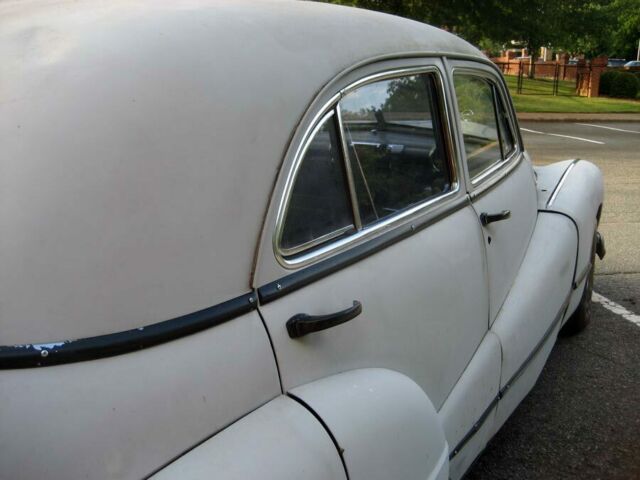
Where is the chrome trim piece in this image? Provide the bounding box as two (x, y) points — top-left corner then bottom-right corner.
(336, 103), (363, 230)
(546, 159), (580, 207)
(274, 65), (461, 269)
(280, 224), (355, 257)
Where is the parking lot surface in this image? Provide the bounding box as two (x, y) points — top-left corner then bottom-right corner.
(467, 121), (640, 479)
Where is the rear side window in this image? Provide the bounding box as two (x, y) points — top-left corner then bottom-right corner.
(279, 70), (454, 258)
(280, 112), (355, 253)
(339, 74), (451, 226)
(453, 74), (517, 180)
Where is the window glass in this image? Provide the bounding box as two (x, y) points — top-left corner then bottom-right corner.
(281, 113), (355, 253)
(339, 74), (451, 226)
(453, 75), (503, 179)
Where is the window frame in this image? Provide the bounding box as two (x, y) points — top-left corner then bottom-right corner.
(450, 67), (521, 189)
(273, 65), (461, 269)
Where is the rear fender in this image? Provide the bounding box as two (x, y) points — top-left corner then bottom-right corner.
(151, 396), (347, 480)
(290, 368), (449, 480)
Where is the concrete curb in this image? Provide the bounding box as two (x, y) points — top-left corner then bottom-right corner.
(517, 112), (640, 122)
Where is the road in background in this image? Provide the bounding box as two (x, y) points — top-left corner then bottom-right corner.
(521, 121), (639, 275)
(468, 122), (640, 479)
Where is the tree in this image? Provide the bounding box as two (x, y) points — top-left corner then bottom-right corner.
(323, 0), (638, 60)
(608, 0), (640, 58)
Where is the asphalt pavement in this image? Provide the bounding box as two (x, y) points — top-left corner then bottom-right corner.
(467, 121), (640, 479)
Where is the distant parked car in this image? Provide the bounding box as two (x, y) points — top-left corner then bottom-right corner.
(1, 1), (606, 480)
(623, 60), (640, 69)
(607, 58), (627, 67)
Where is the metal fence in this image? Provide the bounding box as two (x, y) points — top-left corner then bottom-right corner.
(494, 61), (591, 96)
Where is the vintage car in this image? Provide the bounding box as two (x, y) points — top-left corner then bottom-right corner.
(0, 1), (605, 479)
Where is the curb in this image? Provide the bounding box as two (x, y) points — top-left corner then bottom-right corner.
(517, 113), (640, 122)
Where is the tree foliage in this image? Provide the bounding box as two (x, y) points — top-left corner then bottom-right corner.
(324, 0), (640, 59)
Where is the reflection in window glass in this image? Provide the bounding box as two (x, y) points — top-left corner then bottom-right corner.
(454, 75), (502, 178)
(281, 113), (354, 252)
(339, 74), (451, 226)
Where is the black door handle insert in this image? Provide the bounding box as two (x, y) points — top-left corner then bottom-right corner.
(480, 210), (511, 226)
(286, 301), (362, 339)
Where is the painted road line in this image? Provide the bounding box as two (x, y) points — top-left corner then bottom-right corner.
(593, 292), (640, 327)
(576, 123), (640, 134)
(520, 128), (605, 145)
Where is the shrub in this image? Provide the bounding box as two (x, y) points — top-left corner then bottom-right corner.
(611, 72), (640, 98)
(599, 70), (617, 96)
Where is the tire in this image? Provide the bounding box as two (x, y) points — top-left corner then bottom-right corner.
(561, 232), (596, 336)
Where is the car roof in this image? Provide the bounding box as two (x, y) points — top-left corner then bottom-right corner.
(0, 0), (483, 343)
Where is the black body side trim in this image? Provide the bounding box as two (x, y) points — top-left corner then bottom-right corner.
(449, 294), (570, 460)
(0, 292), (257, 369)
(259, 197), (469, 304)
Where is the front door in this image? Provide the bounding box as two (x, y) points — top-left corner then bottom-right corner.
(448, 61), (538, 326)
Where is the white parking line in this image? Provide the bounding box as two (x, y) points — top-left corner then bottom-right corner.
(593, 292), (640, 327)
(521, 127), (605, 145)
(576, 123), (640, 134)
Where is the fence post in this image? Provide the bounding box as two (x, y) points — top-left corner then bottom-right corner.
(587, 55), (608, 98)
(517, 61), (523, 94)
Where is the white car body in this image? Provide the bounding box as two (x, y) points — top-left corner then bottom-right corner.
(0, 1), (604, 479)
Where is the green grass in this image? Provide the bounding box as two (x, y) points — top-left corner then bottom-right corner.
(501, 74), (640, 113)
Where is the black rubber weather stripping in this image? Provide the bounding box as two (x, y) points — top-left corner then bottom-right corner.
(259, 197), (469, 304)
(0, 292), (257, 369)
(449, 295), (570, 461)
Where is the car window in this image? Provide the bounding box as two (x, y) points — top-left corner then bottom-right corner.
(453, 74), (515, 180)
(339, 74), (451, 226)
(280, 112), (355, 253)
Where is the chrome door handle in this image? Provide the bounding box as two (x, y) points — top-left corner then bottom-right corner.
(286, 301), (362, 339)
(480, 210), (511, 226)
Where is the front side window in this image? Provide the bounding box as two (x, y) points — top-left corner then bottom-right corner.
(339, 74), (452, 226)
(453, 74), (517, 180)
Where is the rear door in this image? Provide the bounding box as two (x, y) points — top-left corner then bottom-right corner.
(254, 59), (488, 420)
(448, 61), (538, 325)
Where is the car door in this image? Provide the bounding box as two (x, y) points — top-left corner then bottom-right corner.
(448, 61), (538, 326)
(448, 61), (577, 434)
(252, 60), (492, 473)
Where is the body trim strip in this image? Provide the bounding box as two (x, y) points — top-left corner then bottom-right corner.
(449, 294), (570, 460)
(259, 196), (469, 304)
(0, 292), (257, 369)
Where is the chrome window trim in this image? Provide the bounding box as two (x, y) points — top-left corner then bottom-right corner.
(451, 67), (522, 189)
(281, 189), (460, 268)
(280, 224), (356, 257)
(336, 103), (363, 231)
(273, 65), (461, 270)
